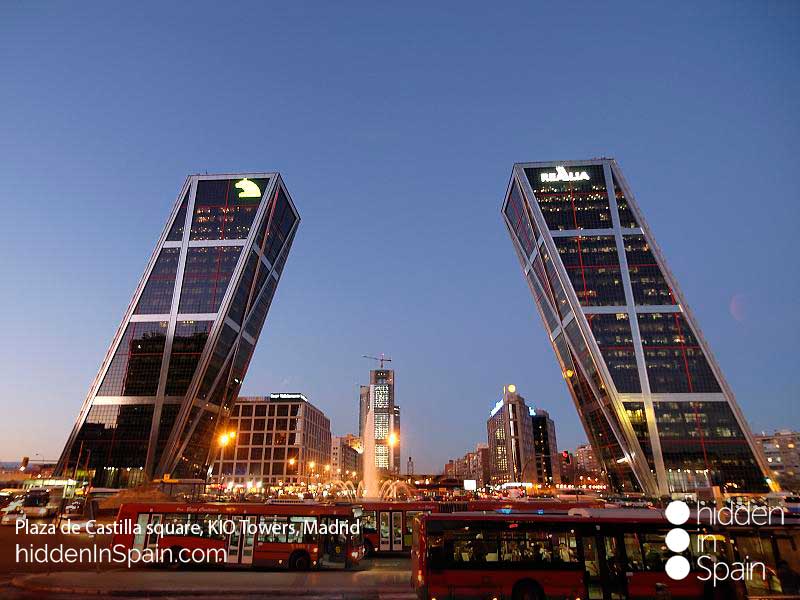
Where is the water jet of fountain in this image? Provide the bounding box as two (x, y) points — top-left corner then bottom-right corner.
(362, 407), (379, 498)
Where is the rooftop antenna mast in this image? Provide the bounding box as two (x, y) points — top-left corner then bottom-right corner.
(362, 353), (392, 369)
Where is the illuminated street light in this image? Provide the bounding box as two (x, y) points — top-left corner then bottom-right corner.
(388, 433), (398, 447)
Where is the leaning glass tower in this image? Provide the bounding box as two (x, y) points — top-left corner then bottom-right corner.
(56, 173), (299, 486)
(502, 159), (773, 496)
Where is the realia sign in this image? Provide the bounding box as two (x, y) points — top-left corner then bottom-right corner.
(540, 166), (590, 183)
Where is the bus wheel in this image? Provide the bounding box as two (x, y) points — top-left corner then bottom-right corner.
(289, 551), (311, 571)
(364, 540), (374, 557)
(512, 580), (543, 600)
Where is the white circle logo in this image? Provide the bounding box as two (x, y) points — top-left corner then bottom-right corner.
(665, 555), (690, 580)
(665, 527), (691, 552)
(665, 500), (690, 525)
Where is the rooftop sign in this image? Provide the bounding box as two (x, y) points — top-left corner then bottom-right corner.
(540, 166), (590, 183)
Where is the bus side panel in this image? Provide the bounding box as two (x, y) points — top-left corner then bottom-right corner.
(253, 542), (317, 568)
(158, 536), (226, 563)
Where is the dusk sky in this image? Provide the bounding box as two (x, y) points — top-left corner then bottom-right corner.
(1, 3), (798, 473)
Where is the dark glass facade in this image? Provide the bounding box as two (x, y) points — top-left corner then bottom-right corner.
(134, 248), (180, 314)
(655, 402), (768, 492)
(624, 235), (675, 305)
(165, 320), (212, 396)
(178, 246), (243, 314)
(57, 174), (299, 486)
(554, 236), (625, 306)
(190, 178), (269, 241)
(525, 165), (611, 231)
(587, 313), (641, 393)
(504, 159), (770, 495)
(638, 312), (721, 393)
(97, 321), (168, 396)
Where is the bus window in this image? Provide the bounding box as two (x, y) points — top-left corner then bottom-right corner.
(735, 535), (782, 595)
(623, 533), (644, 571)
(133, 513), (149, 548)
(428, 533), (445, 570)
(361, 510), (376, 532)
(258, 515), (288, 543)
(447, 531), (497, 564)
(288, 516), (316, 544)
(499, 530), (552, 563)
(198, 514), (225, 540)
(640, 533), (670, 571)
(405, 511), (422, 548)
(553, 532), (579, 564)
(581, 536), (603, 600)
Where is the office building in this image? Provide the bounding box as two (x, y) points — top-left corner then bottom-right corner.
(502, 159), (773, 496)
(530, 408), (561, 485)
(214, 394), (330, 486)
(487, 385), (536, 485)
(559, 450), (575, 485)
(757, 431), (800, 492)
(444, 443), (491, 487)
(574, 443), (602, 478)
(56, 174), (299, 486)
(332, 435), (361, 480)
(359, 368), (400, 474)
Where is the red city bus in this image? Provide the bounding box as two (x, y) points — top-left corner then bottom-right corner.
(466, 498), (603, 513)
(361, 500), (440, 555)
(113, 501), (364, 570)
(412, 508), (800, 600)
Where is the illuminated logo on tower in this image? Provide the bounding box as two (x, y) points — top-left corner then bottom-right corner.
(235, 178), (262, 198)
(540, 165), (590, 183)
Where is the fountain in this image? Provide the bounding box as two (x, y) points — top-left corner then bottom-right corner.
(361, 407), (379, 498)
(323, 406), (416, 500)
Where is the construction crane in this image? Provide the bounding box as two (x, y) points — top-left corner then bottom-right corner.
(362, 354), (392, 369)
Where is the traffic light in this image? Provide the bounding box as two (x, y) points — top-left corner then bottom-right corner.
(561, 450), (571, 465)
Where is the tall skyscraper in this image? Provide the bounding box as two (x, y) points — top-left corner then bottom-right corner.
(530, 408), (561, 485)
(359, 368), (400, 474)
(56, 174), (299, 486)
(502, 159), (773, 496)
(487, 385), (535, 485)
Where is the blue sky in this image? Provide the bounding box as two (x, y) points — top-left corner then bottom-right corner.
(1, 3), (798, 472)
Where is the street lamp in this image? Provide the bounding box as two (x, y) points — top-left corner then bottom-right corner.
(216, 431), (236, 496)
(307, 461), (316, 491)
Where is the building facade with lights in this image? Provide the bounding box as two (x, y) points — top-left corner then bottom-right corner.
(212, 394), (331, 487)
(502, 159), (773, 496)
(487, 386), (536, 485)
(757, 430), (800, 492)
(56, 174), (299, 487)
(359, 369), (401, 474)
(331, 435), (362, 481)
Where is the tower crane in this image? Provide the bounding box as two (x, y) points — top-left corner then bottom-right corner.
(362, 354), (392, 369)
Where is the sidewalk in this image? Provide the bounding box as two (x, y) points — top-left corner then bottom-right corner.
(12, 568), (415, 598)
